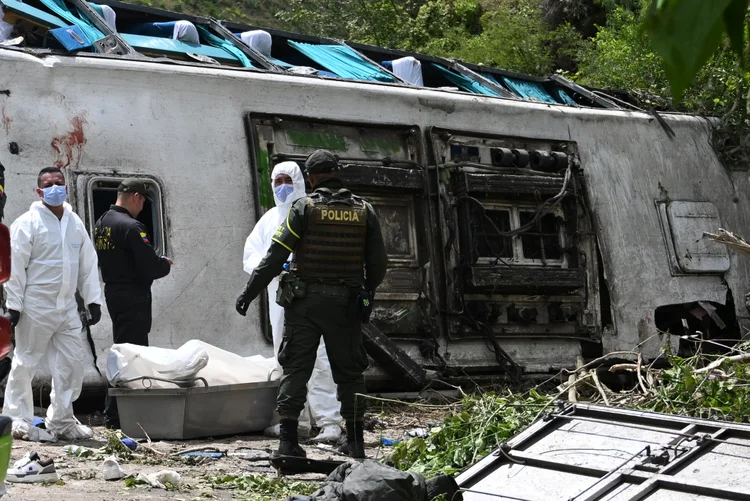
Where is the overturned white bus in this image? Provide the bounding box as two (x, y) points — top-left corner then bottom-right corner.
(0, 0), (748, 390)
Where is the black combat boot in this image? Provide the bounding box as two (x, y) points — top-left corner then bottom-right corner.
(274, 419), (306, 458)
(338, 420), (365, 459)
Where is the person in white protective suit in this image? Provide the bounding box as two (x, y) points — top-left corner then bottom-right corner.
(243, 161), (343, 444)
(3, 167), (103, 442)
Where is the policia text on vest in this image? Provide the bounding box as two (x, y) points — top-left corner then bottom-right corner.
(318, 208), (362, 222)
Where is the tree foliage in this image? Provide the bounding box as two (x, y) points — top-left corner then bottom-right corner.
(134, 0), (750, 163)
(644, 0), (750, 100)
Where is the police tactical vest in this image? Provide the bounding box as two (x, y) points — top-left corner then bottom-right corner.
(294, 190), (367, 283)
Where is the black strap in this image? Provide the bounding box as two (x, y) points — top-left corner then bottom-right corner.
(83, 319), (102, 377)
(76, 292), (102, 377)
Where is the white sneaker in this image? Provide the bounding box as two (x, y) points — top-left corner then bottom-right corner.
(6, 452), (59, 483)
(310, 425), (342, 444)
(101, 456), (126, 481)
(263, 422), (312, 438)
(55, 423), (93, 441)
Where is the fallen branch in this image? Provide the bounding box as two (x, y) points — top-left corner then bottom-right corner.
(568, 356), (584, 402)
(694, 353), (750, 374)
(536, 372), (595, 422)
(591, 369), (610, 406)
(703, 228), (750, 256)
(608, 363), (639, 372)
(561, 351), (641, 377)
(636, 355), (649, 396)
(135, 423), (167, 456)
(567, 372), (577, 402)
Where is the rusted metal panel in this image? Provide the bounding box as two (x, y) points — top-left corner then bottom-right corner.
(461, 172), (567, 196)
(342, 164), (423, 190)
(467, 265), (584, 292)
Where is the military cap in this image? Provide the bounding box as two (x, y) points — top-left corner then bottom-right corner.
(304, 150), (340, 175)
(118, 178), (152, 197)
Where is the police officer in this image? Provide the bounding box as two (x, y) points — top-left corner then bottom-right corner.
(94, 178), (172, 429)
(236, 150), (387, 459)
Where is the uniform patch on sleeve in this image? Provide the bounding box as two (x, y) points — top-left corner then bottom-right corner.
(140, 232), (150, 244)
(95, 227), (114, 251)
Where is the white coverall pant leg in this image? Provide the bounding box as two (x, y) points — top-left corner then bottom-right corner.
(308, 343), (343, 428)
(269, 282), (342, 429)
(3, 300), (85, 434)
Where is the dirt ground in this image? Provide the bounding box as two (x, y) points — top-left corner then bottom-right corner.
(2, 402), (453, 500)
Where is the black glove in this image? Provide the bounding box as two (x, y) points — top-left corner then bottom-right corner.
(6, 310), (19, 328)
(236, 294), (250, 316)
(88, 303), (102, 326)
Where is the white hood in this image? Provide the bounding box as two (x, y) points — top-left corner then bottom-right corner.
(271, 161), (306, 210)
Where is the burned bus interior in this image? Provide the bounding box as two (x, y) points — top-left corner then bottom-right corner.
(245, 115), (602, 382)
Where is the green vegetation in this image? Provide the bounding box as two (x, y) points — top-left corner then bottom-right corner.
(643, 0), (749, 100)
(391, 390), (552, 476)
(204, 474), (317, 500)
(392, 345), (750, 478)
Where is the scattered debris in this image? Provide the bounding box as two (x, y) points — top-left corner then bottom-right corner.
(120, 438), (137, 451)
(67, 470), (97, 481)
(405, 428), (428, 438)
(557, 346), (750, 421)
(130, 469), (181, 489)
(394, 340), (750, 478)
(392, 391), (548, 476)
(271, 455), (345, 476)
(6, 338), (750, 500)
(172, 446), (225, 458)
(694, 352), (750, 374)
(63, 445), (97, 458)
(179, 450), (224, 458)
(380, 438), (401, 446)
(12, 423), (56, 443)
(205, 474), (316, 498)
(289, 459), (462, 501)
(228, 449), (272, 461)
(363, 415), (387, 431)
(101, 456), (125, 481)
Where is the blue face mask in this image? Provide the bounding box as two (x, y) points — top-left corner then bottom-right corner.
(274, 184), (295, 204)
(41, 185), (67, 207)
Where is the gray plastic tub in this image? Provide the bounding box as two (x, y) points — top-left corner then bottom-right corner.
(109, 379), (279, 440)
